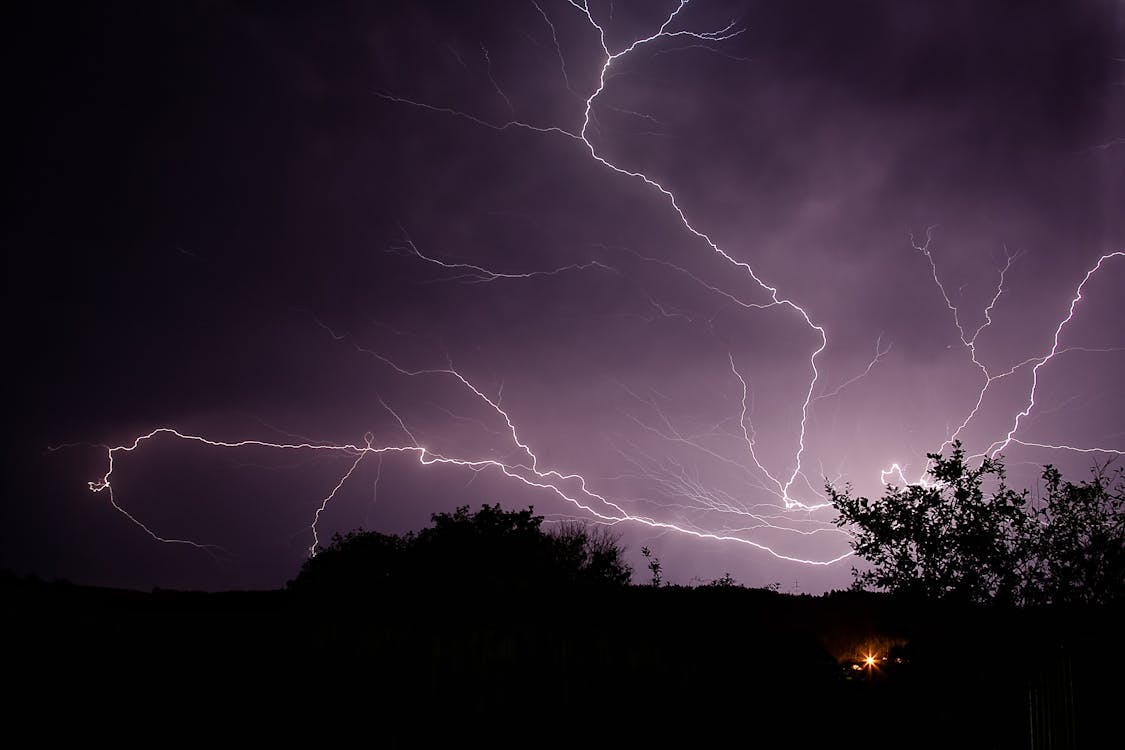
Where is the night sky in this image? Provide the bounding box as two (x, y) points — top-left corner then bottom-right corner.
(6, 0), (1123, 592)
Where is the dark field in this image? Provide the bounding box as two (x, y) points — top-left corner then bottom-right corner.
(4, 574), (1121, 747)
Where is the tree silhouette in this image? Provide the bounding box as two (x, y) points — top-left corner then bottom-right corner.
(1026, 463), (1125, 606)
(287, 529), (409, 596)
(548, 520), (634, 586)
(289, 504), (631, 594)
(640, 546), (663, 587)
(829, 442), (1125, 605)
(829, 442), (1034, 604)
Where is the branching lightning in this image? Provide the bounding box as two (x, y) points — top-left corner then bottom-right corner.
(78, 1), (1123, 580)
(882, 238), (1123, 486)
(985, 251), (1125, 458)
(389, 229), (614, 284)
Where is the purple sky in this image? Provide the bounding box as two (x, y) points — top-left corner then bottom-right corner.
(7, 0), (1123, 592)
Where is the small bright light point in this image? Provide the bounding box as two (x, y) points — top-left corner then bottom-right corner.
(864, 654), (877, 667)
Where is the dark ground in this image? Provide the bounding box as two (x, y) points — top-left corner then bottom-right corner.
(3, 572), (1121, 747)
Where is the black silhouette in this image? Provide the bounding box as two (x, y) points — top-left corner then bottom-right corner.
(1026, 463), (1125, 605)
(289, 503), (631, 594)
(640, 545), (663, 587)
(829, 442), (1125, 605)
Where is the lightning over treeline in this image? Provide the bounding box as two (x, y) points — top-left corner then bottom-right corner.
(12, 0), (1122, 590)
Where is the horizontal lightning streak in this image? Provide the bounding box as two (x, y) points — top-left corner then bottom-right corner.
(392, 232), (613, 283)
(1005, 439), (1124, 456)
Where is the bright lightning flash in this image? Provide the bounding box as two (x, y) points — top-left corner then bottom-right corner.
(76, 1), (1123, 580)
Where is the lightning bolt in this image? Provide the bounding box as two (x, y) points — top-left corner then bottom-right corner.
(812, 334), (892, 404)
(76, 1), (1122, 580)
(883, 238), (1123, 486)
(389, 229), (614, 284)
(986, 251), (1125, 458)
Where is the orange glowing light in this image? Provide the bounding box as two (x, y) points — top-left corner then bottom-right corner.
(863, 654), (877, 667)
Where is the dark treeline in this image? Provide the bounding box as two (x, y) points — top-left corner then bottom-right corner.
(6, 453), (1124, 746)
(288, 503), (632, 596)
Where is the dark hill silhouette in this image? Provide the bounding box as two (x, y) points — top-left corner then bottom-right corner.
(4, 570), (1123, 748)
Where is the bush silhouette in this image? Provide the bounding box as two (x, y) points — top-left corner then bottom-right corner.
(287, 530), (410, 596)
(289, 504), (631, 594)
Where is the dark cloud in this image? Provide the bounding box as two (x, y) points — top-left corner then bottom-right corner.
(6, 0), (1122, 591)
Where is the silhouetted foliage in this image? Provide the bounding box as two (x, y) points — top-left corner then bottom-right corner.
(289, 504), (631, 593)
(1026, 464), (1125, 606)
(829, 442), (1125, 606)
(287, 530), (410, 596)
(640, 546), (663, 587)
(829, 443), (1032, 603)
(705, 572), (739, 588)
(548, 521), (634, 586)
